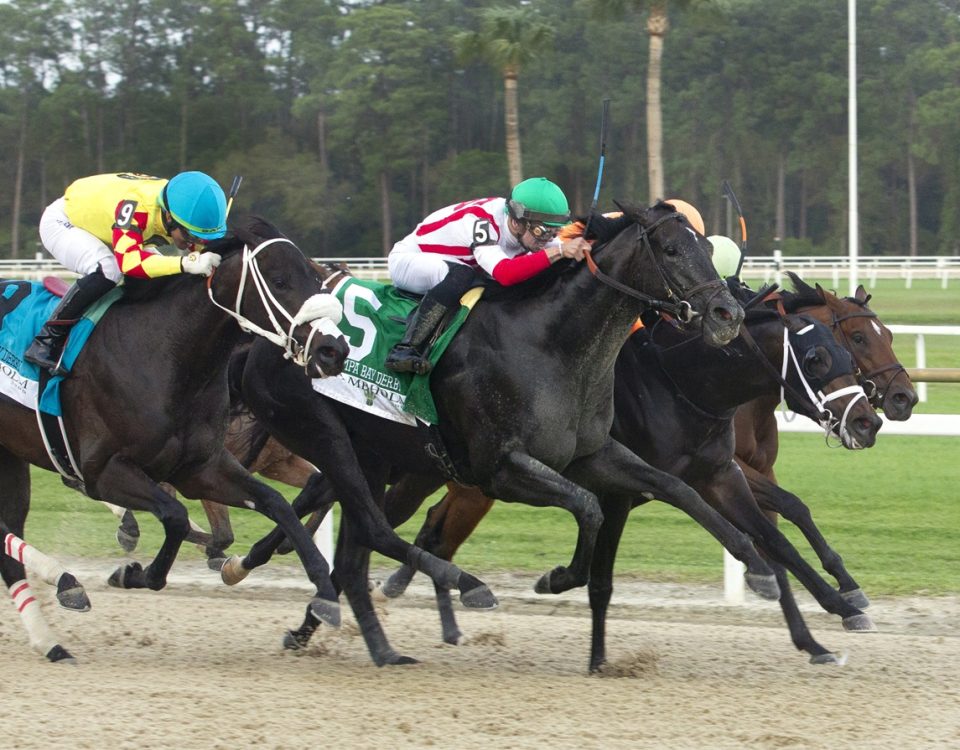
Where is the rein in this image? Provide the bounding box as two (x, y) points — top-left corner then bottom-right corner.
(206, 237), (343, 369)
(737, 322), (869, 448)
(583, 211), (726, 324)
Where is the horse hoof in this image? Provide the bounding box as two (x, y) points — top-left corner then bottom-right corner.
(380, 567), (414, 598)
(55, 574), (91, 612)
(841, 588), (870, 609)
(375, 650), (420, 667)
(206, 557), (227, 572)
(46, 644), (77, 664)
(745, 572), (781, 600)
(282, 630), (310, 651)
(220, 556), (250, 585)
(309, 597), (341, 629)
(459, 584), (498, 610)
(107, 562), (143, 589)
(56, 586), (91, 612)
(810, 651), (848, 666)
(841, 613), (877, 632)
(116, 528), (139, 553)
(535, 566), (574, 594)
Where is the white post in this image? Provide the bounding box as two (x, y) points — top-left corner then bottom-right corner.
(773, 249), (783, 289)
(313, 509), (335, 570)
(723, 549), (746, 604)
(915, 334), (928, 403)
(848, 0), (859, 295)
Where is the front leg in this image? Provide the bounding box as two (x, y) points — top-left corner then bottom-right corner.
(564, 439), (780, 600)
(488, 452), (603, 595)
(176, 452), (340, 628)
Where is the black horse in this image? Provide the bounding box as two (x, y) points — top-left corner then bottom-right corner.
(226, 202), (792, 667)
(359, 292), (884, 669)
(0, 218), (349, 662)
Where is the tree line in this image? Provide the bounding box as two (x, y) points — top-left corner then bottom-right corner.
(0, 0), (956, 260)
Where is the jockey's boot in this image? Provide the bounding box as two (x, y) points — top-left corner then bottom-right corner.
(24, 269), (117, 377)
(384, 295), (449, 375)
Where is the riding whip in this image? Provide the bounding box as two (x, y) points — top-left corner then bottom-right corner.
(721, 179), (747, 276)
(225, 175), (244, 220)
(581, 98), (611, 241)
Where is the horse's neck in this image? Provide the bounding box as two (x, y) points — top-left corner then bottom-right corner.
(656, 318), (784, 413)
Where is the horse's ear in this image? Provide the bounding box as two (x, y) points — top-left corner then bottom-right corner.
(813, 282), (828, 301)
(855, 285), (871, 304)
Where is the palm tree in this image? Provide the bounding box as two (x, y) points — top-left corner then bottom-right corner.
(455, 7), (555, 187)
(592, 0), (695, 202)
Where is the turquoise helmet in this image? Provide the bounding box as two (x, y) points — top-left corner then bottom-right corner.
(160, 171), (227, 240)
(507, 177), (570, 226)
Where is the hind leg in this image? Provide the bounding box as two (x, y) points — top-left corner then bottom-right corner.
(102, 501), (141, 553)
(0, 450), (77, 662)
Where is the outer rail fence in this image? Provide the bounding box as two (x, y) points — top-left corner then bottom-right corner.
(3, 254), (960, 287)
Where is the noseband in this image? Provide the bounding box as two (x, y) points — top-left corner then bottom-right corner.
(206, 237), (343, 367)
(584, 211), (727, 324)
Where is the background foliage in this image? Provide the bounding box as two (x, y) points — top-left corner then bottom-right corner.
(1, 0), (959, 259)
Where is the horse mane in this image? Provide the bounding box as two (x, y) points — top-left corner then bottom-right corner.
(118, 215), (287, 304)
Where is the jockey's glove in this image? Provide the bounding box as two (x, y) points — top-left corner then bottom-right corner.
(181, 251), (222, 276)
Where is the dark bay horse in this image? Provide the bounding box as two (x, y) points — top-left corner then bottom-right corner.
(357, 295), (883, 668)
(0, 218), (349, 662)
(377, 276), (910, 666)
(229, 203), (786, 667)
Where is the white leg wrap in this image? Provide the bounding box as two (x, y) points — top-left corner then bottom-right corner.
(4, 532), (68, 587)
(101, 501), (128, 520)
(9, 579), (59, 656)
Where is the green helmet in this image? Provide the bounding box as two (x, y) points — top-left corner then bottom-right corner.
(507, 177), (570, 226)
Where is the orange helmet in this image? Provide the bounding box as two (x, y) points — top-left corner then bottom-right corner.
(664, 198), (705, 235)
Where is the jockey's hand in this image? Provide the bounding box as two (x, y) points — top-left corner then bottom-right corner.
(181, 251), (222, 276)
(559, 236), (589, 262)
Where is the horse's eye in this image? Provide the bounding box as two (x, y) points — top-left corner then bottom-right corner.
(851, 331), (865, 345)
(271, 275), (289, 289)
(663, 243), (679, 257)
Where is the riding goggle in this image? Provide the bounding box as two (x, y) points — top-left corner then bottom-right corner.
(526, 222), (559, 243)
(174, 224), (208, 246)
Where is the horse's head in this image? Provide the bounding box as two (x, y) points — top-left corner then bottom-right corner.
(786, 272), (918, 421)
(610, 201), (744, 347)
(779, 313), (883, 449)
(206, 217), (349, 378)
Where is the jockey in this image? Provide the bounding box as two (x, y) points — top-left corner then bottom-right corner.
(385, 177), (591, 375)
(25, 171), (228, 376)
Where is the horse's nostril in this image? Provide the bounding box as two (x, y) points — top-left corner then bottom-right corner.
(715, 307), (732, 322)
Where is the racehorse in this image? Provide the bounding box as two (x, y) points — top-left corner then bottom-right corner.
(332, 289), (884, 669)
(0, 217), (349, 662)
(227, 202), (784, 667)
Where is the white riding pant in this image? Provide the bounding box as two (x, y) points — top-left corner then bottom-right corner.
(39, 198), (123, 283)
(387, 251), (459, 295)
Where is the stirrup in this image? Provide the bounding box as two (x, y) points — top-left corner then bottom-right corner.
(24, 340), (68, 378)
(384, 346), (432, 375)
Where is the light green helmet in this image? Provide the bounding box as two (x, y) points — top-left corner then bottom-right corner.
(707, 235), (743, 278)
(507, 177), (570, 226)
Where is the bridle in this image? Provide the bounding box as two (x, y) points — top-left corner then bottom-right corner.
(206, 237), (343, 368)
(583, 211), (728, 324)
(822, 303), (910, 408)
(738, 320), (870, 448)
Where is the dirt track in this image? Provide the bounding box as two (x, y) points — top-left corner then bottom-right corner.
(3, 559), (959, 750)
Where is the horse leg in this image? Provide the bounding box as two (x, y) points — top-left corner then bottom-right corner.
(96, 458), (192, 591)
(768, 560), (848, 665)
(0, 450), (77, 662)
(563, 439), (780, 599)
(586, 497), (631, 673)
(101, 501), (141, 553)
(336, 513), (418, 666)
(383, 483), (495, 647)
(3, 530), (91, 612)
(747, 471), (869, 609)
(199, 499), (234, 568)
(691, 471), (873, 630)
(178, 454), (340, 628)
(251, 442), (317, 556)
(485, 451), (606, 595)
